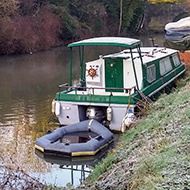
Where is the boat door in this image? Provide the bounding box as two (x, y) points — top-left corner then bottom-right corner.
(105, 58), (123, 92)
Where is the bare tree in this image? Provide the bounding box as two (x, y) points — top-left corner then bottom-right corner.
(118, 0), (123, 36)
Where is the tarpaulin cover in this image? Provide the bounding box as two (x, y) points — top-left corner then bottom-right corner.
(164, 36), (190, 51)
(164, 17), (190, 51)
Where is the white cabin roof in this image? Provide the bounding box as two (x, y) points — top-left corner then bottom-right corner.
(103, 47), (178, 64)
(68, 37), (141, 48)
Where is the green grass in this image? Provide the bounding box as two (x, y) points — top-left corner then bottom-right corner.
(83, 73), (190, 189)
(85, 153), (116, 184)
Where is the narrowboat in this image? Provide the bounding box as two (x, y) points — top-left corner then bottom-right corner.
(52, 37), (185, 132)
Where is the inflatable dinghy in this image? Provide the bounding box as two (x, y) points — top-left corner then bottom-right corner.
(35, 119), (114, 156)
(35, 148), (107, 166)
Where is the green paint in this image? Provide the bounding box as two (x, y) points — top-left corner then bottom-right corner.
(105, 58), (124, 92)
(55, 92), (137, 105)
(130, 48), (139, 90)
(138, 46), (147, 88)
(70, 47), (72, 86)
(79, 46), (84, 81)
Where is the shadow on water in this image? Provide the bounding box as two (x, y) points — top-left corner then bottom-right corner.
(0, 45), (122, 187)
(0, 33), (165, 187)
(35, 145), (111, 187)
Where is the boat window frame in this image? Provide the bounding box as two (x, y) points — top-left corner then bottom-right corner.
(159, 57), (172, 76)
(147, 64), (156, 83)
(172, 53), (181, 67)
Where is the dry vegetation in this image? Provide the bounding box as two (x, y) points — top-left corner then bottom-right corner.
(0, 165), (46, 190)
(0, 11), (60, 54)
(0, 0), (149, 54)
(0, 0), (61, 54)
(148, 0), (188, 4)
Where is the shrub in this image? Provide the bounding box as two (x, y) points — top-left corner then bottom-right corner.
(0, 11), (60, 54)
(0, 0), (18, 18)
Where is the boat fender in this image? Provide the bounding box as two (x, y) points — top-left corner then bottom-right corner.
(52, 99), (55, 114)
(121, 109), (136, 133)
(55, 101), (61, 116)
(121, 123), (126, 133)
(124, 112), (136, 127)
(107, 106), (112, 122)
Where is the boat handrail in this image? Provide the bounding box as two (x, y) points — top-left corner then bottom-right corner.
(59, 83), (68, 88)
(58, 83), (68, 92)
(58, 84), (137, 95)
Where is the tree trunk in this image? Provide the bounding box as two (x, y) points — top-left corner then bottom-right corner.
(118, 0), (123, 36)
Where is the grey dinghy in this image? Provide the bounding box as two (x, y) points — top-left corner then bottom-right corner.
(35, 120), (114, 156)
(35, 148), (107, 166)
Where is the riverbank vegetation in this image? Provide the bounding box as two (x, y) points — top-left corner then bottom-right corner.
(0, 165), (46, 189)
(148, 0), (187, 4)
(77, 71), (190, 190)
(0, 0), (187, 55)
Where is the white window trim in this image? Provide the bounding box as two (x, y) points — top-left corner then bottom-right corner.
(160, 57), (172, 76)
(147, 64), (156, 83)
(172, 53), (181, 67)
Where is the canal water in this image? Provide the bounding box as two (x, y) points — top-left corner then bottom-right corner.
(0, 34), (165, 187)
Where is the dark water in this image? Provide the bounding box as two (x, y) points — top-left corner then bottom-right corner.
(0, 34), (165, 187)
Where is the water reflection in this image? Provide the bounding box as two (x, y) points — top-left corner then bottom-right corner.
(0, 45), (120, 186)
(0, 47), (73, 184)
(35, 149), (107, 187)
(0, 34), (165, 187)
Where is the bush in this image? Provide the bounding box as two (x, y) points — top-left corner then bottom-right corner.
(0, 0), (18, 18)
(0, 11), (60, 54)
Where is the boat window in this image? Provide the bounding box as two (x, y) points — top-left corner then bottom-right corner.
(147, 65), (156, 83)
(172, 53), (181, 67)
(159, 57), (172, 76)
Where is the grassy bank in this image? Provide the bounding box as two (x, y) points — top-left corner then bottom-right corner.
(78, 71), (190, 190)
